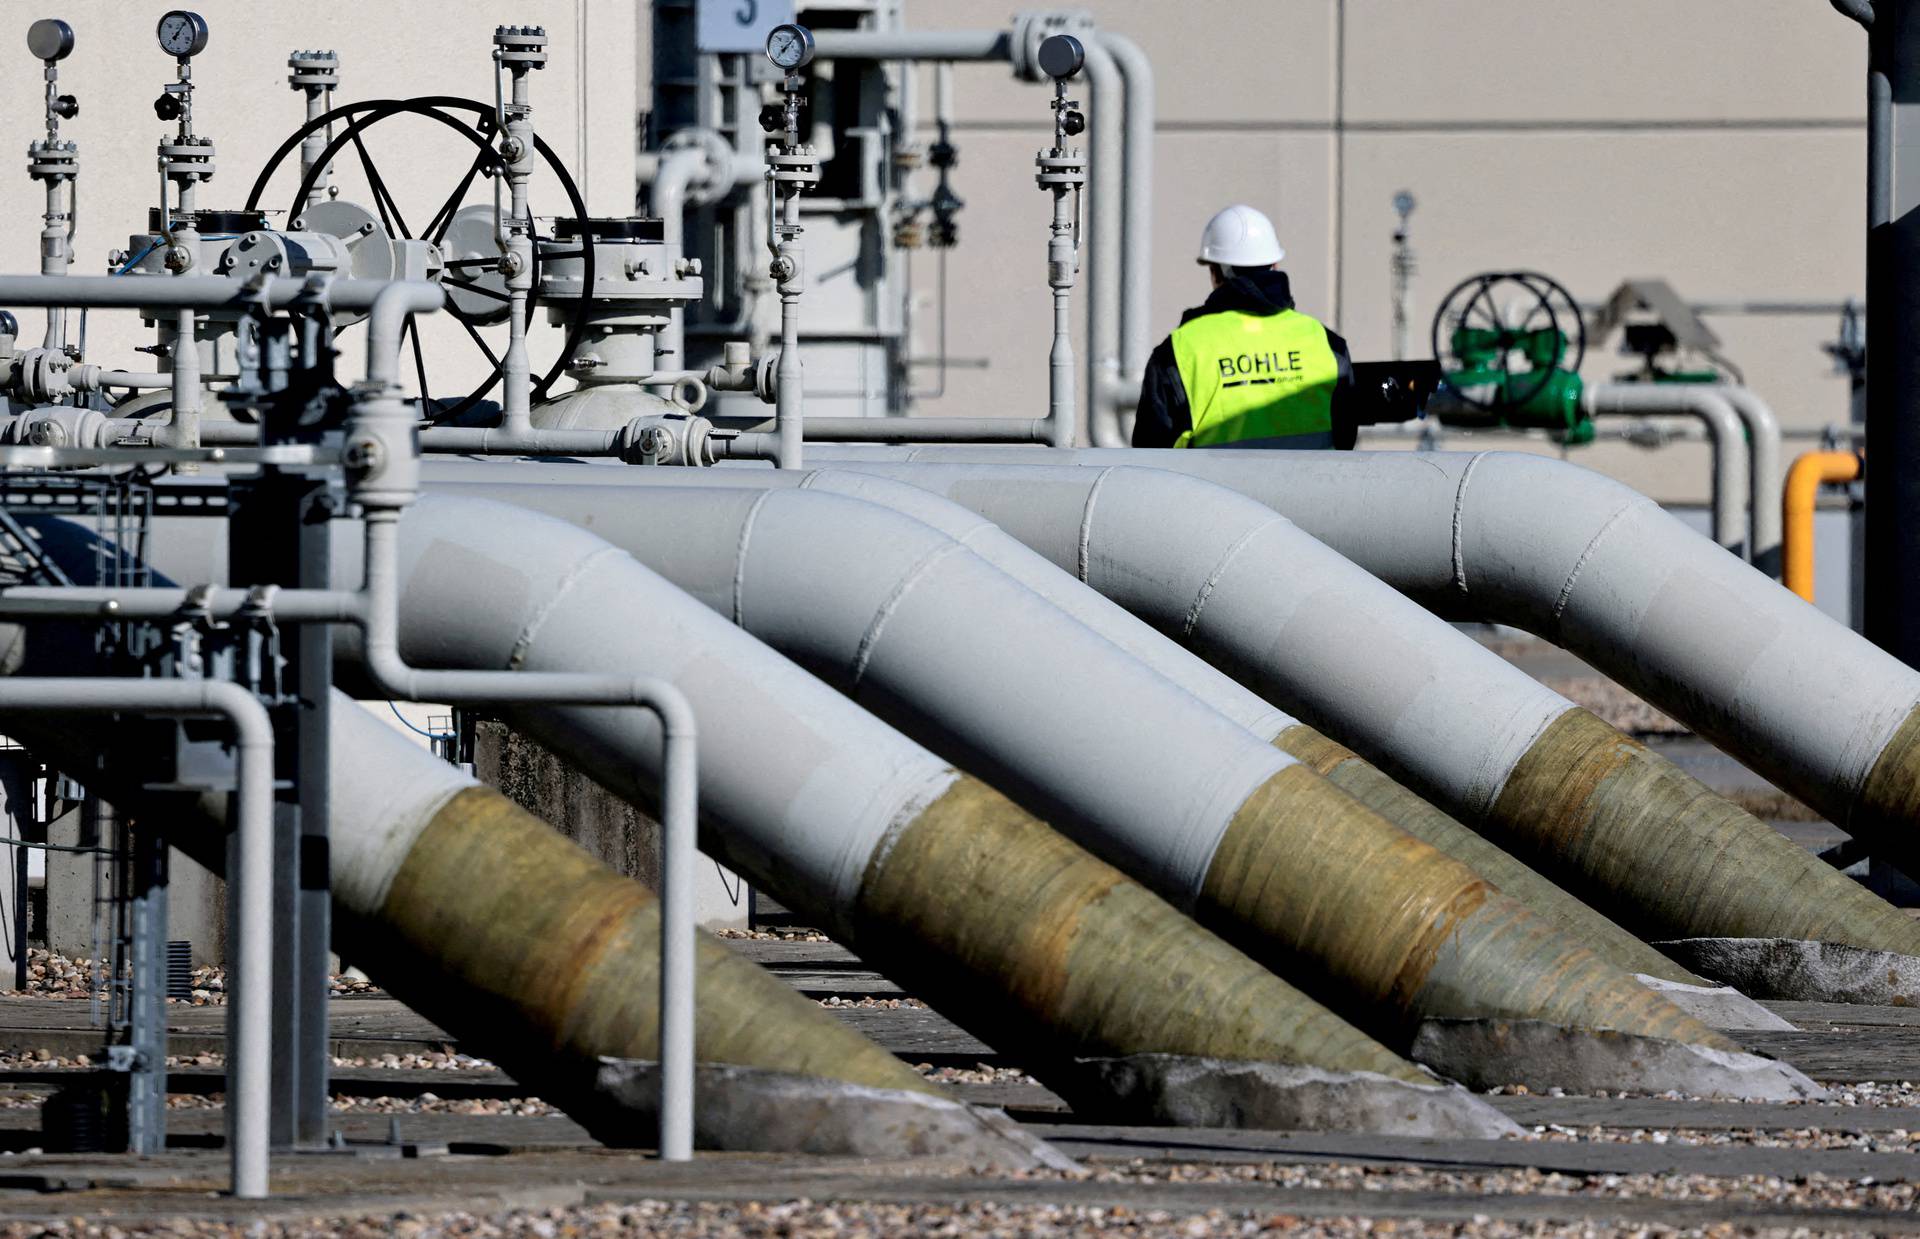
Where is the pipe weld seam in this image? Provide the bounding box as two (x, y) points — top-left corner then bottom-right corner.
(730, 488), (780, 627)
(1185, 514), (1287, 641)
(848, 540), (975, 690)
(1077, 468), (1118, 583)
(1549, 499), (1651, 629)
(1450, 453), (1490, 598)
(507, 544), (628, 671)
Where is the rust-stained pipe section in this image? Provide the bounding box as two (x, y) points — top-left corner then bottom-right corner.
(1784, 449), (1863, 603)
(1271, 725), (1698, 985)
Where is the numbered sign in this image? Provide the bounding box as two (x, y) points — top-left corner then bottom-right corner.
(696, 0), (797, 53)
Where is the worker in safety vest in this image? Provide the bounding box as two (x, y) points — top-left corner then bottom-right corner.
(1133, 204), (1356, 449)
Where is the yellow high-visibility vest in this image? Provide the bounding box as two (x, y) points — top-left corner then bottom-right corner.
(1170, 307), (1339, 447)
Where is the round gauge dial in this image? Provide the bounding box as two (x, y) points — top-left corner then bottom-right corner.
(27, 18), (74, 63)
(765, 23), (815, 70)
(157, 10), (209, 58)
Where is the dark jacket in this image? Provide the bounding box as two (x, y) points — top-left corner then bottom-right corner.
(1132, 269), (1357, 449)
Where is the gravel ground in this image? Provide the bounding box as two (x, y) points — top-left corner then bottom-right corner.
(712, 928), (831, 943)
(19, 949), (380, 1004)
(1529, 1125), (1920, 1151)
(817, 995), (927, 1010)
(1488, 1081), (1920, 1109)
(916, 1062), (1043, 1087)
(0, 1194), (1899, 1237)
(1062, 1160), (1920, 1212)
(0, 1050), (499, 1073)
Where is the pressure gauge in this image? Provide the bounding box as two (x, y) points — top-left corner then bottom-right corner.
(156, 10), (209, 58)
(765, 23), (814, 71)
(27, 18), (74, 63)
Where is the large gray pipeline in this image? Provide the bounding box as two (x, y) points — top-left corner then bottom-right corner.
(419, 472), (1723, 1050)
(95, 487), (1416, 1081)
(1051, 448), (1920, 886)
(423, 459), (1691, 984)
(784, 456), (1920, 959)
(328, 493), (1426, 1083)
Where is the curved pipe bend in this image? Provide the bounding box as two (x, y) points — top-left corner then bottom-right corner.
(1581, 383), (1748, 557)
(1783, 449), (1863, 604)
(794, 455), (1920, 953)
(918, 445), (1920, 857)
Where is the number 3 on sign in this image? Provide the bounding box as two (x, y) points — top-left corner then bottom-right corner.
(696, 0), (793, 52)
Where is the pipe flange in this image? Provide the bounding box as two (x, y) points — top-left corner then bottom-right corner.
(1010, 9), (1096, 83)
(27, 139), (77, 182)
(287, 49), (340, 89)
(1035, 150), (1086, 188)
(659, 127), (738, 207)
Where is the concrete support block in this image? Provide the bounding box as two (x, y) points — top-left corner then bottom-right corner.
(1070, 1055), (1522, 1139)
(1412, 1018), (1827, 1101)
(1659, 937), (1920, 1006)
(165, 847), (226, 967)
(41, 798), (93, 960)
(473, 721), (748, 930)
(1636, 974), (1798, 1031)
(589, 1059), (1079, 1170)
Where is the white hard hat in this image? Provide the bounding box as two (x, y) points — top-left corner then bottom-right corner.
(1197, 204), (1283, 267)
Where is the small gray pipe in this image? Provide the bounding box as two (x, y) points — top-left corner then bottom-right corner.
(1720, 385), (1785, 577)
(1101, 30), (1153, 442)
(810, 29), (1013, 60)
(1581, 383), (1747, 557)
(651, 145), (708, 368)
(1083, 36), (1124, 448)
(0, 678), (271, 1199)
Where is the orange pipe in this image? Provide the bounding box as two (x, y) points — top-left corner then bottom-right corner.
(1783, 450), (1863, 603)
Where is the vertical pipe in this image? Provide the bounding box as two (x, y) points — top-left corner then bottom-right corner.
(230, 693), (272, 1200)
(1864, 0), (1920, 666)
(1081, 40), (1124, 447)
(170, 308), (200, 450)
(1101, 32), (1154, 437)
(650, 148), (704, 368)
(1722, 387), (1785, 577)
(775, 220), (805, 469)
(656, 704), (697, 1162)
(500, 68), (536, 435)
(1785, 449), (1866, 602)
